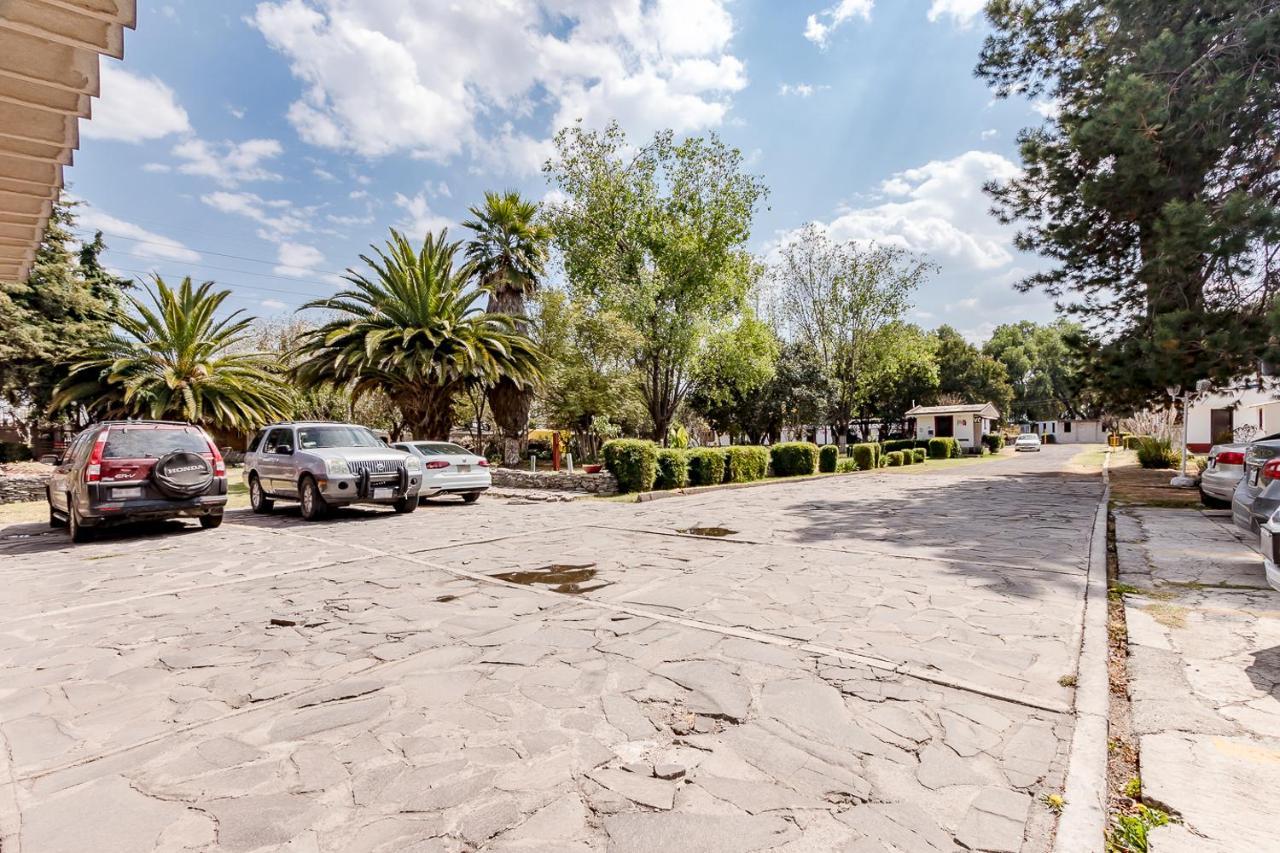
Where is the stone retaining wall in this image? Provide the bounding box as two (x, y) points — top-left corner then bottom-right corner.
(0, 474), (48, 505)
(490, 467), (617, 494)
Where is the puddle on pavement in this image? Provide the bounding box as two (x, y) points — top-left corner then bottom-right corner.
(490, 563), (611, 594)
(678, 526), (737, 538)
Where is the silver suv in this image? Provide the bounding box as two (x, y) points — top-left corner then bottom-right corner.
(243, 422), (423, 520)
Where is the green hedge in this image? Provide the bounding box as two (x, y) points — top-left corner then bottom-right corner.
(770, 442), (820, 477)
(981, 433), (1005, 453)
(912, 448), (926, 464)
(1136, 436), (1178, 469)
(0, 441), (33, 462)
(654, 448), (689, 490)
(819, 444), (839, 473)
(602, 439), (658, 493)
(1123, 435), (1145, 450)
(886, 450), (905, 467)
(687, 448), (726, 486)
(881, 438), (924, 454)
(928, 437), (960, 459)
(725, 446), (769, 483)
(836, 457), (859, 473)
(900, 448), (915, 465)
(851, 442), (878, 472)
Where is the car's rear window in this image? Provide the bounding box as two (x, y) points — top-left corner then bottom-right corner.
(103, 427), (209, 459)
(411, 442), (470, 455)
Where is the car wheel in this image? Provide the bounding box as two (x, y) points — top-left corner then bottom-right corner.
(462, 492), (481, 504)
(48, 489), (66, 528)
(393, 496), (418, 513)
(249, 475), (274, 514)
(200, 513), (224, 529)
(1199, 488), (1231, 510)
(68, 498), (92, 543)
(299, 476), (328, 521)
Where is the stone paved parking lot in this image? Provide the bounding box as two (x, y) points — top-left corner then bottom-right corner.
(0, 446), (1102, 852)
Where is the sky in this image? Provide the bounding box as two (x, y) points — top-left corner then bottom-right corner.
(66, 0), (1062, 341)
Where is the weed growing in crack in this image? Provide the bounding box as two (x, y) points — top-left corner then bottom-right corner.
(1041, 792), (1066, 814)
(1058, 674), (1078, 687)
(1106, 803), (1173, 852)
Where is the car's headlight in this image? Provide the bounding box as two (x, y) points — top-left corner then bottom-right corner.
(403, 456), (421, 472)
(325, 458), (351, 475)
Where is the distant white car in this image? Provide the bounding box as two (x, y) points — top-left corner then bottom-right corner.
(1014, 433), (1042, 452)
(392, 441), (491, 503)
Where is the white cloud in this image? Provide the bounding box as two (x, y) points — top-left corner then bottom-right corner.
(1032, 98), (1061, 119)
(926, 0), (986, 28)
(77, 208), (201, 263)
(261, 298), (287, 310)
(173, 137), (284, 186)
(981, 128), (998, 139)
(273, 242), (327, 277)
(326, 212), (374, 227)
(141, 163), (172, 173)
(82, 65), (190, 143)
(201, 191), (315, 240)
(803, 150), (1022, 271)
(779, 82), (828, 98)
(394, 190), (453, 238)
(803, 0), (873, 47)
(251, 0), (747, 172)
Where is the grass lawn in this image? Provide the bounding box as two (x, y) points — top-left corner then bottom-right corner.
(1075, 446), (1206, 508)
(0, 481), (249, 527)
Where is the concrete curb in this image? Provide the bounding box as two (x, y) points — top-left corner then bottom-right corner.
(1053, 451), (1111, 852)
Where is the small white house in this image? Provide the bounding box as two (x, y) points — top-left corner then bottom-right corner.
(1028, 418), (1106, 444)
(1185, 379), (1280, 451)
(906, 403), (1000, 451)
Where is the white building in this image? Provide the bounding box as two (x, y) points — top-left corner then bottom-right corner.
(906, 403), (1000, 452)
(1185, 379), (1280, 452)
(1027, 418), (1107, 444)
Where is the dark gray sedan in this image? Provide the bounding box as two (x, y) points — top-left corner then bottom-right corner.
(1232, 437), (1280, 532)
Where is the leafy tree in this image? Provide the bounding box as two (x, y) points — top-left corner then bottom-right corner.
(931, 325), (1015, 418)
(0, 200), (128, 439)
(51, 276), (293, 431)
(855, 323), (940, 437)
(983, 319), (1097, 421)
(293, 229), (541, 440)
(687, 314), (779, 442)
(531, 288), (645, 460)
(544, 121), (768, 443)
(735, 341), (831, 445)
(979, 0), (1280, 407)
(775, 223), (934, 449)
(462, 191), (553, 463)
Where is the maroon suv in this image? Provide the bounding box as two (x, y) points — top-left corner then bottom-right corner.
(46, 420), (228, 542)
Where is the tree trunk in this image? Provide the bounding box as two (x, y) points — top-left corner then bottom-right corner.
(486, 280), (533, 465)
(401, 384), (458, 441)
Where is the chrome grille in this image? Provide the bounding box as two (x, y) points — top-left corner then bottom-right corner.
(347, 459), (405, 479)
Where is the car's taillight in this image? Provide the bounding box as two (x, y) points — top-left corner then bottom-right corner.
(425, 460), (449, 469)
(1216, 451), (1245, 466)
(476, 458), (489, 467)
(205, 434), (226, 476)
(84, 430), (108, 482)
(1262, 459), (1280, 484)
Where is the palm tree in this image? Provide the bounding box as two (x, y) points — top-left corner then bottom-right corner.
(293, 229), (541, 440)
(52, 276), (293, 431)
(462, 190), (552, 464)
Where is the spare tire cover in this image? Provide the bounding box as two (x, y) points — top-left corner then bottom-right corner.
(152, 451), (213, 499)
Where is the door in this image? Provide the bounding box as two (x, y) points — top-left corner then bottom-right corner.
(259, 427), (295, 494)
(1210, 408), (1234, 445)
(935, 416), (954, 438)
(50, 430), (91, 512)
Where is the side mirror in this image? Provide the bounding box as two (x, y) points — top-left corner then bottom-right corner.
(53, 456), (64, 466)
(277, 444), (293, 455)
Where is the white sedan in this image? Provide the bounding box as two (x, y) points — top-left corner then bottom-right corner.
(392, 441), (491, 503)
(1014, 433), (1042, 452)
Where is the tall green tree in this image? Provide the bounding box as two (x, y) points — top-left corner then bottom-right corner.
(687, 314), (780, 442)
(52, 276), (293, 431)
(293, 229), (541, 440)
(544, 121), (768, 443)
(775, 223), (934, 449)
(931, 325), (1015, 418)
(979, 0), (1280, 407)
(0, 200), (128, 439)
(855, 323), (940, 437)
(462, 191), (553, 464)
(983, 320), (1096, 421)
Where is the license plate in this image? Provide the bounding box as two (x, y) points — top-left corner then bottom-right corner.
(373, 487), (394, 500)
(456, 464), (470, 473)
(112, 487), (143, 499)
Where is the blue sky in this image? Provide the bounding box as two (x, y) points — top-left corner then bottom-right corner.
(68, 0), (1060, 340)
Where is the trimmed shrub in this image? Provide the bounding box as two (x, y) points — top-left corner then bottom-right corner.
(0, 441), (33, 462)
(881, 439), (922, 455)
(912, 448), (926, 464)
(602, 439), (658, 492)
(654, 448), (689, 490)
(1123, 434), (1145, 451)
(851, 442), (877, 472)
(725, 446), (770, 483)
(687, 448), (727, 486)
(900, 448), (915, 465)
(927, 437), (959, 459)
(1136, 436), (1179, 469)
(886, 451), (905, 467)
(836, 457), (859, 473)
(819, 444), (839, 473)
(981, 433), (1005, 454)
(770, 442), (820, 477)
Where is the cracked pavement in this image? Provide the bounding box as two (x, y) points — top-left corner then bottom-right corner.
(0, 446), (1101, 852)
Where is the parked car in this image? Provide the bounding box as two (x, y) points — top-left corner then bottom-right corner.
(243, 422), (422, 520)
(1261, 511), (1280, 593)
(1200, 442), (1248, 509)
(46, 420), (228, 542)
(392, 440), (490, 503)
(1232, 436), (1280, 533)
(1014, 433), (1042, 452)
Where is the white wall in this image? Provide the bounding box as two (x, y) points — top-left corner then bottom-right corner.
(1185, 382), (1280, 449)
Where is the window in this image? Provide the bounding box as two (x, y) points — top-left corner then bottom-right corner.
(295, 425), (384, 449)
(103, 426), (209, 459)
(1064, 421), (1072, 433)
(247, 429), (267, 453)
(410, 442), (470, 456)
(264, 428), (293, 453)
